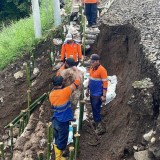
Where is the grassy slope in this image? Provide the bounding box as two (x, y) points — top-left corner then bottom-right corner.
(0, 0), (54, 70)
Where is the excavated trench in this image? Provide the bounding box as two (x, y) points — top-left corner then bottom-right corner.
(79, 24), (160, 160)
(1, 24), (160, 160)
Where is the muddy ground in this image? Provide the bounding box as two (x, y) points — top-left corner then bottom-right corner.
(0, 23), (157, 160)
(0, 40), (52, 132)
(1, 0), (160, 159)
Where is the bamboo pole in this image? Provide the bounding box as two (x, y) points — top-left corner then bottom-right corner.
(78, 101), (84, 131)
(74, 132), (80, 159)
(4, 93), (47, 129)
(38, 151), (44, 160)
(47, 122), (52, 160)
(25, 63), (31, 121)
(27, 89), (31, 121)
(22, 110), (27, 128)
(0, 142), (4, 159)
(68, 14), (70, 25)
(19, 118), (23, 135)
(69, 146), (74, 160)
(82, 16), (86, 65)
(72, 124), (77, 145)
(30, 54), (35, 72)
(79, 5), (83, 39)
(47, 50), (53, 67)
(79, 5), (83, 20)
(10, 123), (14, 157)
(79, 74), (85, 130)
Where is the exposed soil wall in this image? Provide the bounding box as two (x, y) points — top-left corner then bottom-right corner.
(79, 24), (158, 160)
(0, 39), (52, 135)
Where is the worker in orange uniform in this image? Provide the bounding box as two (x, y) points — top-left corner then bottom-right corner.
(86, 54), (108, 135)
(82, 0), (100, 27)
(61, 33), (82, 66)
(49, 66), (80, 160)
(56, 58), (75, 76)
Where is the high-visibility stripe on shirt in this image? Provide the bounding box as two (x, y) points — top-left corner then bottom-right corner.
(49, 79), (80, 122)
(89, 65), (108, 96)
(61, 41), (82, 62)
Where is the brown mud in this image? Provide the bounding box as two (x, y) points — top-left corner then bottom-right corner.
(0, 24), (158, 160)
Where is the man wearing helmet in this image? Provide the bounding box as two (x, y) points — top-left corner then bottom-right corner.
(61, 33), (82, 66)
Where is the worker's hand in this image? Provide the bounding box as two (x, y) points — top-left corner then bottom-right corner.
(86, 89), (89, 97)
(101, 96), (106, 102)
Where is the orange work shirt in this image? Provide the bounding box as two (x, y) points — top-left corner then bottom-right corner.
(49, 79), (80, 122)
(61, 41), (82, 62)
(83, 0), (98, 3)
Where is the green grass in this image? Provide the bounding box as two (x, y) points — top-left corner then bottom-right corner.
(0, 0), (54, 70)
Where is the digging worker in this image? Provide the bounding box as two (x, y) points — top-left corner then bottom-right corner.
(81, 0), (100, 28)
(60, 33), (82, 66)
(49, 66), (80, 160)
(86, 54), (108, 135)
(56, 58), (75, 76)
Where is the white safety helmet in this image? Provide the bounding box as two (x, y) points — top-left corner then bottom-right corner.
(65, 33), (73, 41)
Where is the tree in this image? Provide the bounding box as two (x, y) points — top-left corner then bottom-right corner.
(0, 0), (31, 22)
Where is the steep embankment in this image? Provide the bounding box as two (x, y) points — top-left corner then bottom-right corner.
(79, 0), (160, 159)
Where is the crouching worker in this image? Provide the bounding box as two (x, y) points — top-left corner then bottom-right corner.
(56, 58), (75, 76)
(49, 66), (80, 160)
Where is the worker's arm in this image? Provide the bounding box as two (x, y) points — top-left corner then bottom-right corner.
(61, 44), (65, 62)
(70, 66), (81, 92)
(101, 68), (108, 101)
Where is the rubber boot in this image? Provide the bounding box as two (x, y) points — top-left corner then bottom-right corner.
(95, 122), (106, 135)
(54, 144), (66, 160)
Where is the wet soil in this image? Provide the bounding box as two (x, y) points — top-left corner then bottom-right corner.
(0, 39), (53, 134)
(0, 24), (158, 160)
(78, 24), (156, 160)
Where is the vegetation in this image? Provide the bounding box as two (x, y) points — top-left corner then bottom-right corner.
(0, 0), (72, 70)
(0, 0), (53, 70)
(0, 0), (31, 22)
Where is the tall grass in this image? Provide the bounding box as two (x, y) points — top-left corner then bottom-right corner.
(0, 0), (53, 70)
